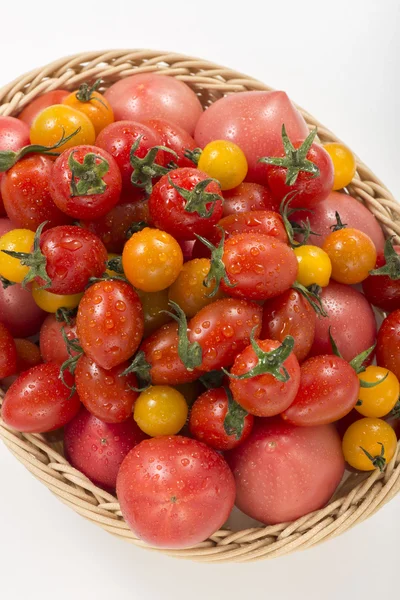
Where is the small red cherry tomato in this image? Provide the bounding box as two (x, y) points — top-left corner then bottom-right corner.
(362, 238), (400, 312)
(377, 309), (400, 380)
(0, 321), (17, 378)
(0, 117), (30, 216)
(14, 339), (42, 373)
(0, 283), (46, 337)
(143, 118), (198, 168)
(222, 182), (279, 216)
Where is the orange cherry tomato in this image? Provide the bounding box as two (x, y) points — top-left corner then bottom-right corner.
(323, 227), (377, 284)
(63, 81), (114, 136)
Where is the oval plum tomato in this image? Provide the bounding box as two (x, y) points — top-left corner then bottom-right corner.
(2, 362), (81, 433)
(323, 227), (376, 284)
(222, 182), (279, 216)
(377, 309), (400, 380)
(116, 436), (235, 548)
(143, 118), (198, 169)
(195, 91), (309, 184)
(189, 387), (254, 451)
(0, 321), (17, 378)
(135, 288), (171, 337)
(63, 81), (114, 136)
(342, 417), (397, 471)
(134, 385), (188, 436)
(356, 366), (399, 418)
(75, 355), (139, 423)
(105, 74), (203, 135)
(362, 238), (400, 312)
(168, 258), (224, 317)
(323, 143), (356, 190)
(64, 407), (147, 491)
(0, 117), (30, 216)
(294, 245), (332, 287)
(226, 419), (345, 524)
(310, 281), (377, 362)
(197, 140), (248, 190)
(282, 355), (360, 426)
(30, 105), (95, 151)
(0, 282), (45, 337)
(49, 145), (122, 219)
(18, 90), (69, 128)
(1, 155), (71, 230)
(77, 280), (144, 370)
(148, 168), (224, 241)
(40, 313), (77, 364)
(215, 210), (288, 246)
(122, 228), (183, 292)
(0, 228), (35, 283)
(14, 339), (41, 373)
(32, 285), (82, 313)
(261, 288), (316, 362)
(228, 336), (300, 417)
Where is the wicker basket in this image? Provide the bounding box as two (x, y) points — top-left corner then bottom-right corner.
(0, 49), (399, 563)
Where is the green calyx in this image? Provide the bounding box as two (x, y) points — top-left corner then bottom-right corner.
(224, 328), (295, 382)
(59, 329), (83, 394)
(223, 386), (248, 440)
(106, 256), (124, 275)
(183, 148), (202, 165)
(279, 193), (320, 248)
(55, 306), (77, 326)
(69, 151), (109, 196)
(292, 281), (328, 317)
(75, 79), (107, 109)
(161, 300), (202, 371)
(330, 211), (347, 232)
(389, 399), (400, 420)
(0, 127), (81, 173)
(370, 236), (400, 280)
(129, 136), (178, 195)
(168, 175), (222, 218)
(126, 221), (149, 239)
(0, 275), (16, 289)
(258, 124), (320, 186)
(195, 228), (236, 298)
(1, 221), (51, 289)
(119, 350), (152, 391)
(360, 442), (386, 472)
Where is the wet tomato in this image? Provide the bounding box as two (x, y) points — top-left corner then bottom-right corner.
(30, 105), (96, 151)
(39, 313), (78, 364)
(342, 417), (397, 471)
(63, 83), (114, 136)
(143, 118), (198, 168)
(197, 140), (248, 191)
(168, 258), (224, 317)
(323, 227), (376, 284)
(376, 309), (400, 380)
(0, 117), (30, 216)
(222, 182), (279, 216)
(0, 321), (17, 378)
(0, 283), (45, 337)
(134, 385), (188, 437)
(362, 239), (400, 312)
(18, 90), (69, 128)
(14, 339), (42, 373)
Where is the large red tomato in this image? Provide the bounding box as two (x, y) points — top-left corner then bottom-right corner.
(0, 283), (46, 337)
(0, 117), (30, 216)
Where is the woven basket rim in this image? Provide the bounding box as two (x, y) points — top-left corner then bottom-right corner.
(0, 49), (399, 563)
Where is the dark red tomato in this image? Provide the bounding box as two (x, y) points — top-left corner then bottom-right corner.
(0, 117), (30, 216)
(1, 362), (81, 433)
(0, 283), (45, 337)
(18, 90), (69, 128)
(189, 387), (254, 451)
(0, 217), (13, 237)
(310, 282), (376, 362)
(228, 338), (300, 417)
(362, 243), (400, 312)
(216, 211), (288, 245)
(116, 436), (235, 548)
(222, 182), (279, 216)
(221, 233), (298, 300)
(282, 355), (360, 426)
(0, 321), (17, 378)
(39, 314), (77, 364)
(376, 309), (400, 380)
(1, 155), (70, 230)
(148, 168), (224, 240)
(335, 409), (363, 439)
(77, 280), (144, 370)
(75, 355), (139, 423)
(14, 339), (42, 373)
(261, 288), (316, 362)
(64, 407), (147, 491)
(143, 118), (197, 168)
(49, 145), (122, 219)
(226, 419), (345, 524)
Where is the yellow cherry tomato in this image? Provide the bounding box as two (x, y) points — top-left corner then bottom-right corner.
(197, 140), (248, 191)
(323, 228), (377, 285)
(32, 283), (82, 313)
(63, 83), (114, 136)
(136, 287), (171, 337)
(122, 227), (183, 292)
(168, 258), (224, 317)
(30, 104), (95, 151)
(293, 245), (332, 287)
(0, 229), (35, 283)
(356, 366), (399, 418)
(324, 142), (357, 190)
(342, 417), (397, 471)
(134, 385), (188, 436)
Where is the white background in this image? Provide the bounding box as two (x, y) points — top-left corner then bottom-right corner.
(1, 1), (399, 598)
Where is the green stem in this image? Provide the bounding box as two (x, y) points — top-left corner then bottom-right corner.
(360, 443), (386, 472)
(223, 387), (248, 440)
(161, 300), (202, 371)
(369, 236), (400, 280)
(195, 229), (236, 298)
(119, 351), (152, 391)
(69, 151), (109, 196)
(168, 175), (222, 218)
(129, 136), (178, 195)
(292, 281), (327, 317)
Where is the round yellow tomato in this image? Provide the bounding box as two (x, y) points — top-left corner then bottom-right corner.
(136, 288), (171, 337)
(197, 140), (248, 190)
(30, 104), (95, 151)
(324, 142), (356, 190)
(293, 245), (332, 287)
(63, 84), (114, 136)
(342, 417), (397, 471)
(134, 385), (188, 436)
(0, 229), (35, 283)
(32, 283), (82, 313)
(122, 227), (183, 292)
(168, 258), (224, 317)
(356, 366), (399, 418)
(323, 228), (376, 285)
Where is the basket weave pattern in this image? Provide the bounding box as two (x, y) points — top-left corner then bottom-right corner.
(0, 49), (399, 563)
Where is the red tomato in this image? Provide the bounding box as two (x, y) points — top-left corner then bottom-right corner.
(376, 309), (400, 380)
(310, 282), (377, 362)
(17, 90), (69, 128)
(195, 91), (309, 184)
(362, 241), (400, 312)
(261, 288), (316, 362)
(1, 155), (71, 230)
(226, 419), (345, 524)
(2, 362), (81, 433)
(143, 118), (198, 168)
(116, 436), (235, 548)
(0, 117), (30, 216)
(189, 387), (254, 450)
(148, 167), (223, 240)
(0, 321), (17, 378)
(77, 280), (143, 370)
(228, 338), (301, 417)
(75, 355), (139, 423)
(14, 338), (42, 373)
(49, 145), (122, 219)
(222, 182), (279, 216)
(282, 355), (360, 426)
(39, 314), (77, 364)
(105, 74), (203, 135)
(64, 407), (147, 491)
(0, 218), (13, 237)
(0, 283), (45, 337)
(335, 409), (364, 439)
(215, 211), (288, 245)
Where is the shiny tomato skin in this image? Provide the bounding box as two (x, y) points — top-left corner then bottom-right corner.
(0, 283), (46, 337)
(282, 355), (360, 426)
(222, 182), (279, 216)
(0, 117), (30, 216)
(143, 118), (198, 168)
(39, 314), (77, 364)
(14, 339), (42, 373)
(75, 355), (139, 423)
(116, 436), (235, 548)
(0, 321), (17, 378)
(261, 289), (316, 362)
(0, 218), (13, 237)
(195, 91), (309, 184)
(226, 419), (345, 525)
(376, 310), (400, 380)
(77, 280), (144, 370)
(2, 362), (81, 433)
(64, 407), (147, 491)
(362, 244), (400, 312)
(17, 90), (69, 128)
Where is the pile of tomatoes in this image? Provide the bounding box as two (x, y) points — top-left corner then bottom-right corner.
(0, 73), (399, 550)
